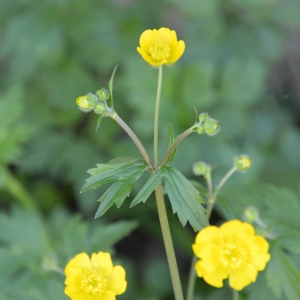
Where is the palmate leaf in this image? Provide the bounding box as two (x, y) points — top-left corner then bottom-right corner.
(81, 157), (147, 216)
(163, 166), (209, 231)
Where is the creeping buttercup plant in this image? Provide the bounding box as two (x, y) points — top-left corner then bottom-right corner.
(71, 28), (273, 300)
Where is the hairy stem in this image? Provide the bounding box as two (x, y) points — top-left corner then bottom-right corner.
(160, 127), (194, 167)
(154, 66), (163, 169)
(155, 184), (184, 300)
(114, 114), (153, 171)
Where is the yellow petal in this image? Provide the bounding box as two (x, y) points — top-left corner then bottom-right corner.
(64, 289), (88, 300)
(65, 252), (91, 275)
(91, 252), (113, 277)
(101, 291), (117, 300)
(64, 267), (83, 292)
(158, 27), (178, 50)
(229, 263), (257, 290)
(202, 265), (228, 288)
(136, 47), (166, 67)
(139, 29), (157, 52)
(167, 40), (185, 64)
(106, 265), (127, 295)
(195, 226), (220, 244)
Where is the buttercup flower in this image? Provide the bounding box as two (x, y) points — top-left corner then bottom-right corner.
(192, 220), (270, 291)
(65, 252), (127, 300)
(137, 27), (185, 66)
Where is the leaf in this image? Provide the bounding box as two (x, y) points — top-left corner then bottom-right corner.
(108, 64), (118, 107)
(95, 168), (144, 218)
(166, 124), (178, 165)
(130, 168), (164, 207)
(95, 114), (103, 131)
(266, 243), (300, 300)
(81, 157), (146, 192)
(163, 166), (209, 231)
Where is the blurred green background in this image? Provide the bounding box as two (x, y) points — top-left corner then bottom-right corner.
(1, 0), (300, 299)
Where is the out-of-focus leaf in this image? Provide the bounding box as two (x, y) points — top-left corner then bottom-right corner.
(108, 65), (118, 108)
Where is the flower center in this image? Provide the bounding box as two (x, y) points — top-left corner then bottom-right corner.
(81, 272), (107, 296)
(220, 239), (248, 269)
(149, 41), (171, 62)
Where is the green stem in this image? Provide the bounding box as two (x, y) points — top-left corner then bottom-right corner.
(233, 289), (239, 300)
(154, 66), (163, 169)
(4, 169), (36, 210)
(155, 184), (184, 300)
(153, 66), (184, 300)
(113, 114), (154, 172)
(160, 127), (194, 167)
(215, 166), (237, 195)
(186, 254), (198, 300)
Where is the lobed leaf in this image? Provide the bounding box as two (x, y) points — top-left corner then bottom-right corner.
(163, 166), (209, 231)
(130, 168), (164, 207)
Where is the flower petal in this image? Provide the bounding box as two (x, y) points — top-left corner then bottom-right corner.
(65, 253), (91, 275)
(91, 252), (113, 277)
(202, 265), (228, 288)
(167, 40), (185, 64)
(139, 29), (157, 52)
(64, 267), (83, 292)
(101, 291), (117, 300)
(106, 265), (127, 295)
(64, 289), (89, 300)
(158, 27), (178, 50)
(229, 263), (257, 290)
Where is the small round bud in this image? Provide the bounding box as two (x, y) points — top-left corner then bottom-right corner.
(192, 161), (208, 176)
(96, 88), (109, 102)
(94, 102), (106, 115)
(76, 94), (97, 112)
(243, 206), (259, 223)
(204, 118), (220, 136)
(196, 124), (205, 134)
(234, 155), (251, 172)
(199, 112), (209, 123)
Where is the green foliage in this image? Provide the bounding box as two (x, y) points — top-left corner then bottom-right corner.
(0, 206), (137, 300)
(81, 157), (147, 216)
(166, 124), (178, 165)
(163, 166), (208, 231)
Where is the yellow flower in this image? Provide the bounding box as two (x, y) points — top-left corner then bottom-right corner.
(64, 252), (127, 300)
(192, 220), (270, 291)
(137, 27), (185, 66)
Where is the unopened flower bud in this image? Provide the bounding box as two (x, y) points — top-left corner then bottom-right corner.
(192, 161), (208, 176)
(94, 102), (106, 115)
(196, 124), (205, 134)
(199, 112), (209, 123)
(204, 118), (219, 136)
(234, 155), (251, 172)
(76, 94), (97, 112)
(96, 88), (109, 102)
(243, 206), (259, 223)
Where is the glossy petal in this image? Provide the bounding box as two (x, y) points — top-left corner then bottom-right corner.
(91, 252), (113, 277)
(107, 266), (127, 295)
(139, 29), (157, 52)
(167, 40), (185, 64)
(202, 265), (228, 288)
(157, 27), (177, 50)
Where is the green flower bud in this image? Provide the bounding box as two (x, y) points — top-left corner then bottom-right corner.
(94, 102), (106, 115)
(243, 206), (259, 223)
(76, 94), (97, 112)
(234, 155), (251, 172)
(196, 124), (205, 134)
(204, 118), (219, 136)
(199, 112), (209, 123)
(192, 161), (208, 176)
(96, 88), (109, 102)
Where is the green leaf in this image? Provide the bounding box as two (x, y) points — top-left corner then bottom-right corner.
(81, 157), (146, 192)
(95, 168), (144, 218)
(266, 244), (300, 300)
(95, 114), (103, 131)
(130, 168), (164, 207)
(108, 64), (118, 107)
(163, 166), (208, 231)
(166, 124), (178, 165)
